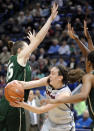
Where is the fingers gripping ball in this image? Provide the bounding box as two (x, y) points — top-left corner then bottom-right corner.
(4, 80), (24, 102)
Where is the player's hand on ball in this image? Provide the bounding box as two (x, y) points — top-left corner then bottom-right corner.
(10, 101), (24, 108)
(50, 3), (58, 21)
(10, 101), (22, 107)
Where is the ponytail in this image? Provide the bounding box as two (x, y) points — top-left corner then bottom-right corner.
(8, 41), (15, 49)
(8, 40), (25, 55)
(68, 68), (85, 83)
(8, 41), (15, 55)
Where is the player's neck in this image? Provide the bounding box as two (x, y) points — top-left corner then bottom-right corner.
(54, 82), (63, 90)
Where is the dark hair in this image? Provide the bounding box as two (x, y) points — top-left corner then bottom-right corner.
(57, 65), (85, 84)
(87, 51), (94, 68)
(8, 40), (26, 55)
(56, 65), (68, 84)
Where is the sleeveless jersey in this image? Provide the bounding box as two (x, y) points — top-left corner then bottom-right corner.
(87, 71), (94, 120)
(6, 55), (31, 101)
(46, 85), (74, 125)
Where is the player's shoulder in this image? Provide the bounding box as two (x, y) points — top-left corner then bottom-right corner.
(59, 85), (71, 93)
(82, 73), (94, 81)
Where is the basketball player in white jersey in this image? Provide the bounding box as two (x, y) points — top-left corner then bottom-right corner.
(10, 65), (75, 131)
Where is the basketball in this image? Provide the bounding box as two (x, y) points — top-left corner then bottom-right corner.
(4, 80), (24, 103)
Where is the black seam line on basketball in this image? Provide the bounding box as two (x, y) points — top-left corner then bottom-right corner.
(6, 86), (24, 98)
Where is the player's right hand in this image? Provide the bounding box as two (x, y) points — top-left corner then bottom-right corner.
(27, 30), (36, 43)
(84, 20), (90, 39)
(68, 23), (78, 40)
(50, 3), (58, 21)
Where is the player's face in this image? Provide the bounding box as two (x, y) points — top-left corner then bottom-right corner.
(49, 67), (62, 87)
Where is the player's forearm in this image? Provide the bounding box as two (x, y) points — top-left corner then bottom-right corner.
(75, 37), (90, 56)
(22, 102), (44, 114)
(23, 81), (37, 89)
(36, 16), (52, 42)
(23, 81), (43, 89)
(29, 16), (53, 53)
(87, 33), (94, 51)
(23, 77), (48, 89)
(88, 39), (94, 51)
(49, 93), (86, 104)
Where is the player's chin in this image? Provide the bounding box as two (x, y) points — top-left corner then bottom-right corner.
(50, 81), (54, 86)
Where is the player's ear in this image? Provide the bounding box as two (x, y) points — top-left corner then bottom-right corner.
(17, 48), (21, 54)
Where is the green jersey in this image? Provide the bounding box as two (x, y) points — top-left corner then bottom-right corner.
(87, 71), (94, 120)
(6, 55), (31, 101)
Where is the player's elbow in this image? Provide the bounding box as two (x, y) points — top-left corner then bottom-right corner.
(81, 94), (88, 101)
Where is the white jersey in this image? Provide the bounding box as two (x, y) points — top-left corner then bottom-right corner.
(41, 85), (75, 131)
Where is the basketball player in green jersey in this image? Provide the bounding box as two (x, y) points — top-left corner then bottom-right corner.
(0, 3), (58, 131)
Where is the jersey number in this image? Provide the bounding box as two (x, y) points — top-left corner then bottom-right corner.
(6, 63), (13, 82)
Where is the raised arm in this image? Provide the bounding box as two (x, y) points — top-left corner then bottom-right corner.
(84, 20), (94, 51)
(19, 3), (58, 60)
(68, 23), (90, 57)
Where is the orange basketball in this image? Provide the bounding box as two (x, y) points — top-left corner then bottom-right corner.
(4, 80), (24, 102)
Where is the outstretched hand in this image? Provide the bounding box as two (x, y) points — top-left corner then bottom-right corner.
(50, 3), (58, 21)
(68, 23), (78, 40)
(84, 20), (90, 39)
(27, 30), (36, 43)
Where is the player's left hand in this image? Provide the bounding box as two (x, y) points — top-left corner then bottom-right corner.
(84, 20), (89, 39)
(68, 23), (78, 40)
(50, 3), (58, 21)
(27, 30), (36, 43)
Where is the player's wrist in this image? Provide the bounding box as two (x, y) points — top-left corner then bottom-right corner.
(74, 35), (79, 40)
(49, 15), (54, 21)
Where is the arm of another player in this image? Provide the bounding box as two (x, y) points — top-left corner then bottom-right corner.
(18, 3), (58, 60)
(43, 74), (93, 104)
(10, 88), (71, 114)
(84, 20), (94, 51)
(17, 76), (49, 89)
(68, 23), (90, 57)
